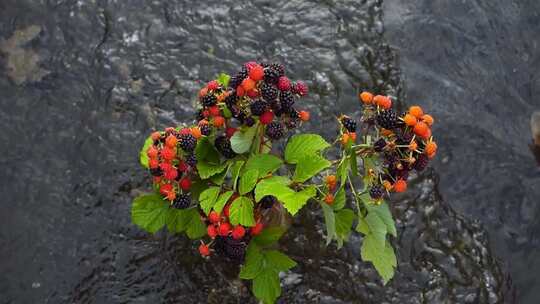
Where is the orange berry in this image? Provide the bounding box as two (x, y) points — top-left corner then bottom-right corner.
(165, 134), (177, 148)
(408, 140), (418, 151)
(409, 106), (424, 118)
(199, 87), (208, 98)
(325, 175), (337, 185)
(236, 86), (245, 96)
(299, 110), (310, 122)
(373, 95), (386, 105)
(349, 132), (357, 142)
(241, 78), (256, 91)
(217, 93), (226, 102)
(403, 114), (417, 127)
(151, 131), (161, 141)
(147, 145), (159, 158)
(324, 193), (335, 205)
(149, 158), (159, 169)
(413, 121), (429, 138)
(198, 244), (210, 256)
(381, 128), (394, 137)
(341, 133), (350, 145)
(421, 114), (434, 126)
(382, 180), (393, 191)
(198, 119), (209, 126)
(248, 64), (265, 81)
(360, 91), (374, 104)
(191, 127), (202, 139)
(166, 190), (176, 201)
(213, 116), (225, 128)
(378, 96), (392, 109)
(425, 141), (437, 158)
(394, 179), (407, 193)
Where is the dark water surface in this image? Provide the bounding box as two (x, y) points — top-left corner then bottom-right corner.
(0, 0), (538, 303)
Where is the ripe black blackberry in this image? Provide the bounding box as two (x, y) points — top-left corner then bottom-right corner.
(369, 185), (384, 199)
(373, 138), (387, 152)
(200, 124), (211, 136)
(376, 109), (398, 129)
(150, 167), (162, 177)
(265, 122), (285, 140)
(172, 193), (191, 209)
(179, 134), (197, 151)
(341, 116), (357, 132)
(270, 63), (285, 77)
(229, 74), (242, 89)
(185, 153), (197, 167)
(261, 82), (278, 101)
(264, 68), (280, 84)
(414, 154), (429, 171)
(259, 195), (277, 209)
(250, 99), (268, 116)
(214, 236), (246, 262)
(396, 130), (413, 145)
(201, 93), (217, 107)
(279, 91), (295, 110)
(215, 135), (236, 159)
(224, 92), (238, 107)
(271, 100), (284, 116)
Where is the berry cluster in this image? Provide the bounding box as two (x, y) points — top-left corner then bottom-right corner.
(358, 91), (437, 201)
(146, 127), (202, 208)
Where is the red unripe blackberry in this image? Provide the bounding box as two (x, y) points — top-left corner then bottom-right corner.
(250, 222), (264, 236)
(213, 116), (225, 128)
(172, 193), (191, 209)
(165, 135), (177, 148)
(207, 80), (219, 91)
(231, 226), (246, 240)
(160, 161), (173, 172)
(277, 76), (291, 91)
(177, 161), (188, 172)
(161, 147), (176, 161)
(160, 183), (173, 196)
(246, 89), (259, 98)
(149, 158), (159, 169)
(259, 111), (274, 125)
(248, 64), (264, 81)
(199, 244), (210, 256)
(223, 203), (231, 218)
(147, 145), (159, 158)
(208, 211), (221, 224)
(163, 168), (178, 181)
(265, 122), (285, 140)
(241, 77), (256, 91)
(179, 177), (191, 190)
(219, 222), (231, 236)
(209, 105), (220, 117)
(207, 225), (218, 239)
(299, 110), (310, 122)
(151, 131), (161, 141)
(292, 81), (308, 96)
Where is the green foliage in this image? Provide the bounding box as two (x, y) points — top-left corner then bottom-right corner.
(199, 186), (221, 215)
(230, 160), (245, 189)
(251, 226), (287, 246)
(231, 123), (259, 153)
(131, 193), (169, 233)
(196, 138), (229, 179)
(239, 169), (259, 195)
(244, 154), (282, 177)
(321, 202), (336, 245)
(293, 154), (331, 182)
(335, 208), (355, 247)
(213, 190), (234, 214)
(229, 196), (256, 227)
(166, 208), (189, 233)
(285, 134), (330, 164)
(361, 237), (397, 284)
(332, 187), (346, 210)
(184, 208), (207, 239)
(216, 73), (230, 87)
(254, 177), (316, 215)
(139, 136), (153, 168)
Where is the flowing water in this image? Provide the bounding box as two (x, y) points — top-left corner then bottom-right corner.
(0, 0), (538, 303)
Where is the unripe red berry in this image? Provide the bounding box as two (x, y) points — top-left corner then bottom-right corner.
(207, 80), (219, 90)
(232, 225), (246, 240)
(177, 161), (188, 172)
(209, 105), (220, 117)
(151, 131), (161, 141)
(219, 222), (231, 236)
(247, 89), (259, 98)
(213, 116), (225, 128)
(147, 145), (159, 158)
(148, 158), (159, 169)
(179, 177), (191, 191)
(299, 110), (310, 122)
(277, 76), (291, 91)
(159, 183), (173, 196)
(250, 222), (264, 236)
(248, 64), (264, 81)
(199, 243), (210, 256)
(223, 203), (231, 218)
(161, 147), (176, 161)
(226, 127), (237, 138)
(259, 111), (274, 125)
(163, 168), (178, 181)
(207, 225), (218, 239)
(208, 211), (221, 224)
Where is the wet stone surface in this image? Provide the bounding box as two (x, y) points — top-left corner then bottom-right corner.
(0, 0), (531, 303)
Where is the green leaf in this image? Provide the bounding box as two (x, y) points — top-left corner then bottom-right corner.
(337, 156), (349, 188)
(365, 212), (387, 249)
(210, 163), (230, 184)
(335, 208), (355, 243)
(285, 134), (330, 164)
(239, 243), (264, 279)
(139, 136), (153, 168)
(216, 73), (231, 87)
(293, 154), (331, 182)
(264, 250), (297, 272)
(197, 161), (228, 179)
(254, 176), (293, 203)
(230, 124), (259, 154)
(131, 193), (168, 233)
(356, 213), (370, 235)
(199, 186), (221, 215)
(166, 208), (189, 233)
(239, 169), (259, 195)
(366, 202), (397, 237)
(349, 151), (359, 177)
(189, 179), (208, 203)
(361, 236), (396, 284)
(321, 202), (336, 245)
(195, 137), (220, 164)
(231, 160), (245, 189)
(281, 185), (316, 215)
(244, 154), (283, 177)
(332, 187), (346, 210)
(213, 190), (234, 214)
(252, 227), (286, 246)
(229, 196), (256, 227)
(252, 268), (281, 304)
(185, 208), (207, 239)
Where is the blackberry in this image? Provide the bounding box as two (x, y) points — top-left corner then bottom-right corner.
(224, 92), (238, 107)
(229, 74), (242, 89)
(150, 167), (162, 177)
(376, 110), (398, 129)
(215, 135), (236, 159)
(286, 120), (298, 129)
(201, 94), (217, 107)
(179, 134), (197, 151)
(341, 116), (357, 132)
(369, 185), (384, 199)
(414, 154), (429, 171)
(264, 68), (280, 84)
(389, 166), (409, 180)
(172, 193), (191, 209)
(259, 195), (277, 209)
(250, 99), (268, 116)
(270, 63), (285, 77)
(279, 91), (295, 110)
(373, 138), (387, 152)
(185, 153), (197, 167)
(288, 107), (300, 120)
(396, 130), (413, 145)
(271, 100), (284, 116)
(265, 122), (285, 140)
(196, 109), (205, 121)
(200, 124), (211, 136)
(261, 82), (278, 101)
(213, 236), (246, 262)
(239, 66), (248, 79)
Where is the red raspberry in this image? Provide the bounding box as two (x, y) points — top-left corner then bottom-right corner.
(209, 105), (220, 117)
(208, 211), (221, 224)
(226, 127), (237, 138)
(198, 243), (210, 256)
(161, 147), (176, 161)
(177, 161), (188, 172)
(160, 162), (173, 172)
(247, 89), (260, 98)
(259, 111), (274, 125)
(219, 222), (231, 236)
(163, 168), (178, 181)
(277, 76), (291, 91)
(159, 183), (173, 196)
(250, 222), (264, 236)
(248, 64), (264, 81)
(147, 145), (159, 158)
(232, 226), (246, 240)
(179, 177), (191, 190)
(207, 80), (219, 91)
(207, 225), (218, 239)
(148, 158), (159, 169)
(292, 81), (308, 96)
